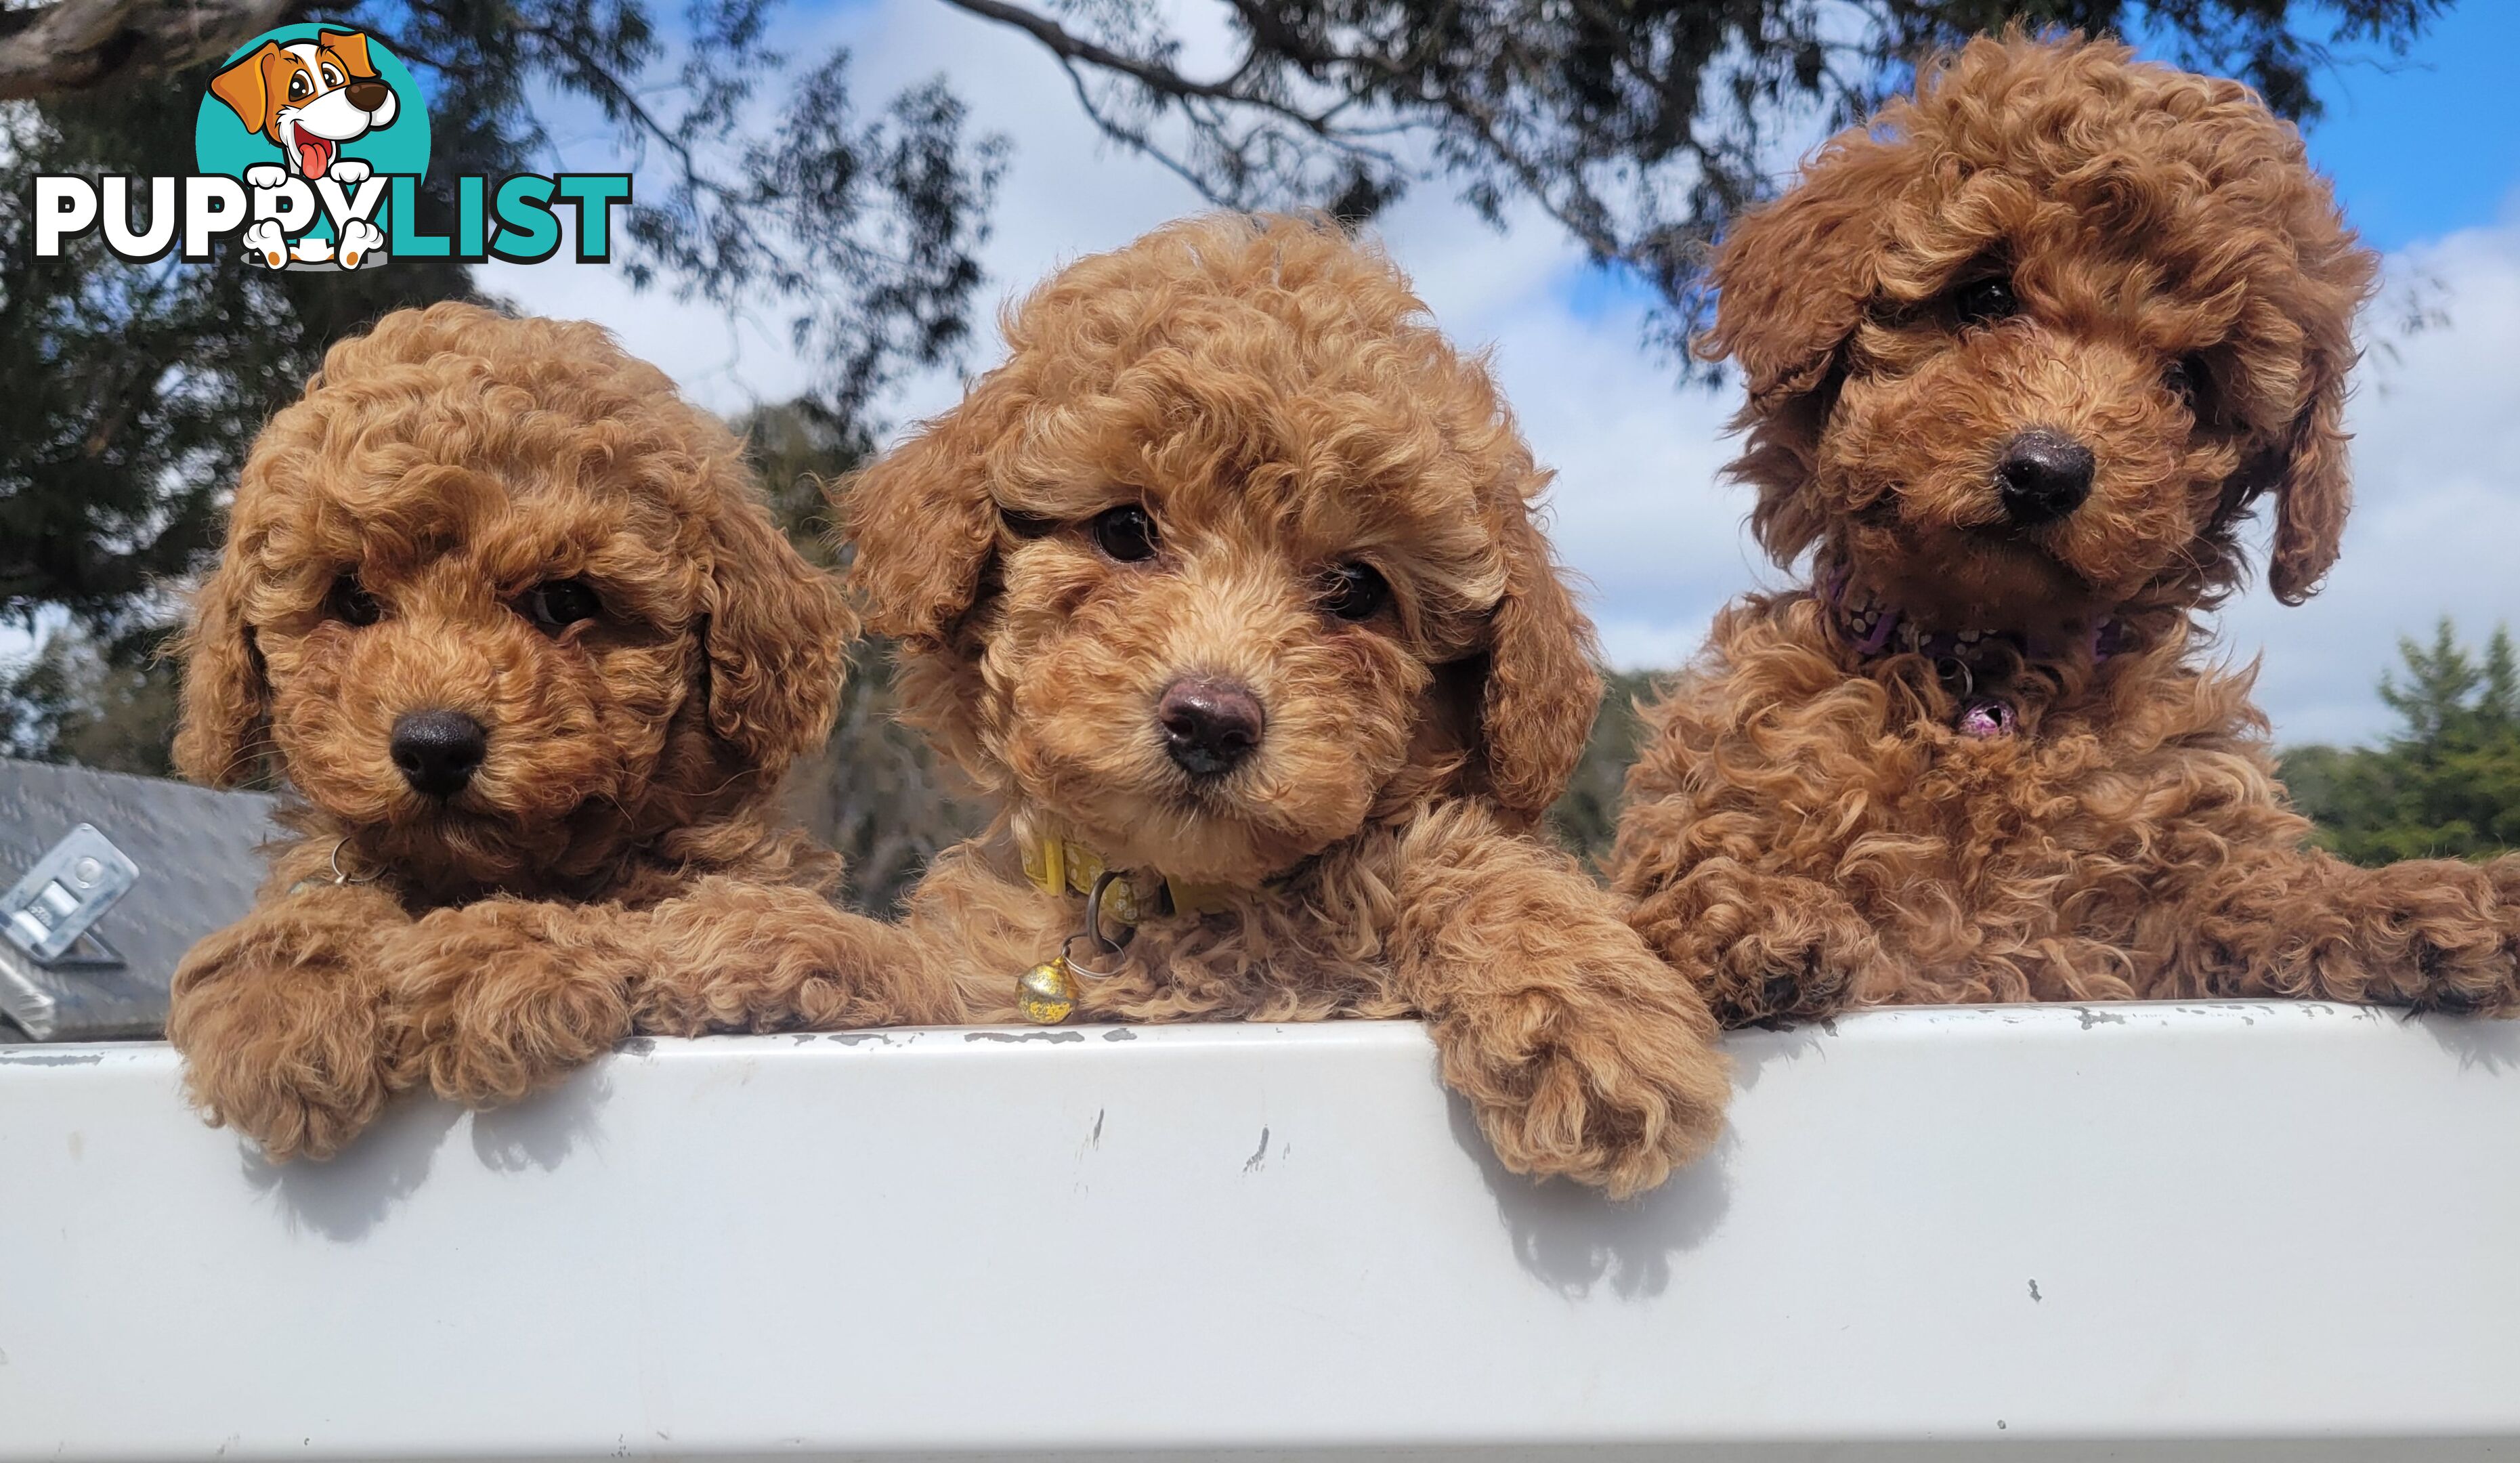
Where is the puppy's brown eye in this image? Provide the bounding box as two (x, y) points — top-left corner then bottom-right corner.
(1954, 276), (2019, 326)
(2165, 355), (2207, 409)
(1090, 505), (1159, 563)
(287, 72), (310, 101)
(326, 572), (381, 627)
(1319, 562), (1389, 622)
(520, 578), (601, 633)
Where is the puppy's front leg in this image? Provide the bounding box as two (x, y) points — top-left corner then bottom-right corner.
(385, 883), (960, 1109)
(626, 878), (962, 1036)
(379, 897), (650, 1109)
(168, 880), (411, 1162)
(2166, 849), (2520, 1013)
(1621, 858), (1885, 1028)
(1384, 806), (1731, 1199)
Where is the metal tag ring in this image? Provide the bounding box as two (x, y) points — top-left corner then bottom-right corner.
(1058, 868), (1136, 981)
(329, 838), (377, 887)
(1059, 933), (1117, 982)
(1084, 869), (1133, 952)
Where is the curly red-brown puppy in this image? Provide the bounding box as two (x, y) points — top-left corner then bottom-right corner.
(1611, 33), (2520, 1026)
(169, 301), (949, 1160)
(840, 213), (1729, 1197)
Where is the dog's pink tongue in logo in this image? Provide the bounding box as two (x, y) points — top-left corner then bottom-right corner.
(290, 126), (336, 177)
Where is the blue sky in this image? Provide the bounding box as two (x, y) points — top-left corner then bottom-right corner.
(2269, 3), (2520, 251)
(490, 0), (2520, 747)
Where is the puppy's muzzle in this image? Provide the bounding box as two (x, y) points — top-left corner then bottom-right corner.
(1996, 429), (2095, 527)
(1158, 676), (1264, 780)
(391, 710), (488, 799)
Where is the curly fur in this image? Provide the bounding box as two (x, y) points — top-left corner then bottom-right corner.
(837, 214), (1730, 1197)
(1610, 34), (2520, 1025)
(167, 302), (948, 1161)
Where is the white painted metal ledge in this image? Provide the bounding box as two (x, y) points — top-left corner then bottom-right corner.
(3, 1002), (2517, 1461)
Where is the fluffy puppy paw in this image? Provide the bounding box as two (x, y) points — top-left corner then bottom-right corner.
(627, 881), (946, 1035)
(173, 990), (390, 1162)
(1631, 869), (1875, 1030)
(1438, 973), (1730, 1200)
(2341, 857), (2520, 1017)
(1698, 938), (1858, 1029)
(166, 911), (396, 1162)
(380, 900), (638, 1109)
(2400, 901), (2520, 1017)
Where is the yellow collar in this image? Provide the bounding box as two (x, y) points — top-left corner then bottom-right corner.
(1015, 826), (1237, 923)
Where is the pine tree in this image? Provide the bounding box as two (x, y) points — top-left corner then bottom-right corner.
(2280, 620), (2520, 863)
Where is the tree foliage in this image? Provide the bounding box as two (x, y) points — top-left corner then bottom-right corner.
(0, 619), (179, 777)
(2280, 620), (2520, 864)
(735, 402), (989, 914)
(1552, 668), (1658, 866)
(936, 0), (2437, 356)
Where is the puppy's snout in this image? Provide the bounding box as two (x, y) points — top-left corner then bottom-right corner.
(1157, 677), (1264, 780)
(391, 710), (488, 799)
(1996, 429), (2095, 527)
(345, 80), (390, 112)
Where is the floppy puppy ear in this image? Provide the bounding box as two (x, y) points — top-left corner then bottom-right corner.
(698, 465), (855, 776)
(1697, 175), (1878, 405)
(834, 417), (1003, 784)
(2262, 231), (2378, 605)
(320, 30), (376, 79)
(170, 549), (270, 789)
(1696, 131), (1902, 568)
(2264, 374), (2353, 606)
(2258, 190), (2368, 605)
(209, 42), (278, 131)
(838, 418), (998, 645)
(1476, 500), (1604, 828)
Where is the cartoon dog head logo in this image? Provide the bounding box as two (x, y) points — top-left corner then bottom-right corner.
(209, 30), (400, 179)
(194, 24), (428, 271)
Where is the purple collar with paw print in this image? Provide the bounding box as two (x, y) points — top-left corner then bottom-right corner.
(1820, 569), (2127, 739)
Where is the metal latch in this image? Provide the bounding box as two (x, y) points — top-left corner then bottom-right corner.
(2, 824), (136, 969)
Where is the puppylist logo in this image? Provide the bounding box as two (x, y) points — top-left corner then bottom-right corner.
(33, 24), (631, 270)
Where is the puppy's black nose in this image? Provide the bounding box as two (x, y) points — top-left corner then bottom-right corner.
(1157, 677), (1264, 780)
(345, 80), (390, 112)
(1996, 429), (2095, 527)
(390, 711), (487, 799)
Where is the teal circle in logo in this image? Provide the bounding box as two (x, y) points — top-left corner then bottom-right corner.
(194, 25), (429, 183)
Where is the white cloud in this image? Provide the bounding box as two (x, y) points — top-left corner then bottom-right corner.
(492, 0), (2520, 748)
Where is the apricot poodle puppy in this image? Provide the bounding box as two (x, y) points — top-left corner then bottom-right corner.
(1612, 33), (2520, 1025)
(842, 214), (1729, 1197)
(169, 302), (946, 1160)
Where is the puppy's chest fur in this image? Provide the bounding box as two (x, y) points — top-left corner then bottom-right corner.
(1638, 599), (2312, 990)
(910, 838), (1413, 1024)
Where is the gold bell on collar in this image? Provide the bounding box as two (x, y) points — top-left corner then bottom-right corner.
(1018, 878), (1130, 1026)
(1018, 956), (1079, 1025)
